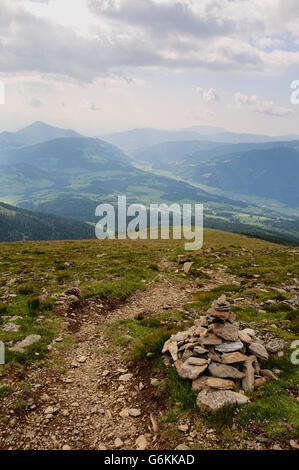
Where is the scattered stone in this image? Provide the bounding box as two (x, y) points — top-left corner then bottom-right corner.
(183, 262), (194, 274)
(290, 440), (299, 450)
(266, 339), (286, 354)
(129, 408), (141, 417)
(178, 425), (188, 432)
(136, 435), (147, 450)
(150, 413), (159, 434)
(176, 444), (190, 451)
(77, 356), (87, 363)
(119, 373), (133, 382)
(196, 390), (249, 412)
(9, 335), (41, 354)
(62, 445), (72, 451)
(114, 438), (123, 449)
(119, 408), (130, 418)
(2, 323), (20, 332)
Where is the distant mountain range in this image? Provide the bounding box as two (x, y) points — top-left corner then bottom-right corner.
(103, 126), (299, 154)
(0, 201), (94, 242)
(133, 140), (299, 207)
(0, 121), (81, 150)
(0, 121), (298, 244)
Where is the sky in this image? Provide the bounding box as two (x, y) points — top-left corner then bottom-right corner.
(0, 0), (299, 136)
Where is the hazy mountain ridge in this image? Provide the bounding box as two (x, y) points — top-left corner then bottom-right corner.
(0, 121), (81, 151)
(104, 126), (299, 154)
(0, 201), (95, 242)
(0, 121), (299, 244)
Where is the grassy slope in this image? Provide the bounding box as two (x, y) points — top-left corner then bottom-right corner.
(0, 229), (298, 444)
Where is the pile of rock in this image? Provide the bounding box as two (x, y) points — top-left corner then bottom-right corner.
(162, 295), (284, 411)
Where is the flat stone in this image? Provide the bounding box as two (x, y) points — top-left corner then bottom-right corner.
(199, 334), (222, 346)
(213, 323), (239, 342)
(222, 352), (248, 364)
(239, 330), (253, 345)
(2, 323), (20, 332)
(248, 342), (269, 361)
(177, 361), (209, 380)
(77, 356), (87, 363)
(266, 339), (286, 354)
(9, 335), (41, 354)
(215, 341), (243, 353)
(196, 390), (249, 412)
(208, 362), (245, 379)
(129, 408), (141, 417)
(185, 357), (209, 367)
(261, 369), (278, 381)
(206, 377), (235, 390)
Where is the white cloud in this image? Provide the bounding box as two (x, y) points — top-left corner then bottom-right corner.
(196, 87), (220, 103)
(234, 92), (292, 117)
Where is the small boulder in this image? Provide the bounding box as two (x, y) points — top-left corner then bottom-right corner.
(196, 389), (249, 412)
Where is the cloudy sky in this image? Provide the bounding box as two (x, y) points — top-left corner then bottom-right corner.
(0, 0), (299, 135)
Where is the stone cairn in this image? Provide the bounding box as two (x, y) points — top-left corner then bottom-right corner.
(162, 294), (276, 412)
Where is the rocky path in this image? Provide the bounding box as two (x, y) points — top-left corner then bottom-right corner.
(1, 270), (256, 451)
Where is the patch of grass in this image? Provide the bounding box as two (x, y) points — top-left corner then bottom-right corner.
(235, 357), (299, 439)
(163, 365), (198, 412)
(0, 385), (11, 398)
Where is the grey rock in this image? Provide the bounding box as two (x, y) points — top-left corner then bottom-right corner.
(196, 390), (249, 411)
(2, 323), (20, 332)
(9, 335), (41, 354)
(266, 339), (286, 354)
(215, 340), (243, 353)
(177, 361), (209, 380)
(129, 408), (141, 417)
(208, 362), (245, 379)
